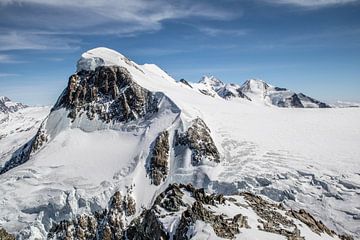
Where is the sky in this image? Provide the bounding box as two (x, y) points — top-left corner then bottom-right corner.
(0, 0), (359, 105)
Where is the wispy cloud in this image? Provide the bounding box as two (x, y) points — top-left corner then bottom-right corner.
(264, 0), (359, 8)
(0, 32), (81, 51)
(197, 26), (248, 37)
(0, 54), (22, 63)
(0, 73), (21, 77)
(0, 0), (238, 51)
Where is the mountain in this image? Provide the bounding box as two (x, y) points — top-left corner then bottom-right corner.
(239, 79), (331, 108)
(0, 96), (28, 114)
(0, 47), (359, 239)
(183, 76), (331, 108)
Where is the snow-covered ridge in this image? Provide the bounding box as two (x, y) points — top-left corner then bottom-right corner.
(183, 75), (331, 108)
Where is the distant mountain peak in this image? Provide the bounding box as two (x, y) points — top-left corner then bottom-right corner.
(0, 96), (27, 114)
(199, 75), (224, 89)
(241, 78), (271, 93)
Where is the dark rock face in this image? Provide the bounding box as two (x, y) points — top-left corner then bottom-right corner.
(274, 87), (287, 91)
(125, 210), (169, 240)
(0, 124), (48, 175)
(297, 93), (331, 108)
(277, 93), (304, 108)
(179, 79), (193, 88)
(149, 131), (170, 186)
(54, 66), (158, 123)
(48, 190), (136, 240)
(198, 89), (216, 97)
(216, 85), (252, 101)
(175, 118), (220, 165)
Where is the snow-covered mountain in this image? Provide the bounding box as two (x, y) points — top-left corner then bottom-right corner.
(0, 47), (359, 240)
(0, 96), (28, 113)
(183, 76), (331, 108)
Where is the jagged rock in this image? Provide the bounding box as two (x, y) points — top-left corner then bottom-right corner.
(123, 187), (136, 217)
(287, 209), (336, 236)
(0, 124), (48, 175)
(179, 79), (193, 88)
(175, 118), (220, 165)
(277, 93), (304, 108)
(0, 228), (15, 240)
(241, 192), (304, 239)
(297, 93), (331, 108)
(48, 189), (137, 240)
(125, 209), (169, 240)
(149, 131), (170, 185)
(216, 84), (252, 101)
(47, 183), (350, 240)
(54, 66), (158, 123)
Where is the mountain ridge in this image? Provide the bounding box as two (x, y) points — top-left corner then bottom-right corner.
(0, 47), (358, 239)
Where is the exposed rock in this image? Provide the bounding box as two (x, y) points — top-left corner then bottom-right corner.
(125, 209), (169, 240)
(179, 79), (193, 88)
(216, 84), (252, 101)
(297, 93), (331, 108)
(241, 192), (305, 240)
(0, 228), (15, 240)
(47, 183), (349, 240)
(175, 118), (220, 165)
(0, 124), (48, 175)
(276, 93), (304, 108)
(54, 66), (158, 123)
(149, 131), (170, 185)
(287, 209), (336, 236)
(48, 189), (137, 240)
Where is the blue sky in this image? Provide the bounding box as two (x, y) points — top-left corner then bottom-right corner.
(0, 0), (359, 105)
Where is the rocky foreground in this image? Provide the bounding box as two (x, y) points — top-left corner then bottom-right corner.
(47, 184), (352, 240)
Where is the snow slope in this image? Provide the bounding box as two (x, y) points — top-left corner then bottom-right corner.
(0, 47), (359, 239)
(0, 106), (50, 167)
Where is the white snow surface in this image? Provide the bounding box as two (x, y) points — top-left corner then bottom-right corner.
(0, 47), (359, 238)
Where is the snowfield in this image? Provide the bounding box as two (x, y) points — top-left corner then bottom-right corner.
(0, 47), (359, 239)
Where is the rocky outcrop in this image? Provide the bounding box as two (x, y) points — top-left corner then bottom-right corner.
(217, 85), (252, 101)
(0, 124), (48, 175)
(179, 79), (193, 88)
(44, 183), (350, 240)
(0, 228), (15, 240)
(54, 66), (158, 123)
(148, 130), (170, 185)
(175, 118), (220, 165)
(241, 192), (305, 240)
(48, 190), (136, 240)
(276, 93), (304, 108)
(297, 93), (331, 108)
(125, 210), (169, 240)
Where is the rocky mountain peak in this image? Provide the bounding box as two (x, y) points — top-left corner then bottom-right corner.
(0, 96), (27, 114)
(54, 65), (158, 123)
(240, 79), (270, 94)
(199, 75), (224, 90)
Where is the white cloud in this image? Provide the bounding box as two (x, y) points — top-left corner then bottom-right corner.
(197, 27), (247, 37)
(0, 73), (20, 77)
(0, 32), (81, 51)
(0, 0), (237, 51)
(265, 0), (359, 7)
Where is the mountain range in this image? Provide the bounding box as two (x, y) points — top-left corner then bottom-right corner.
(0, 47), (359, 240)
